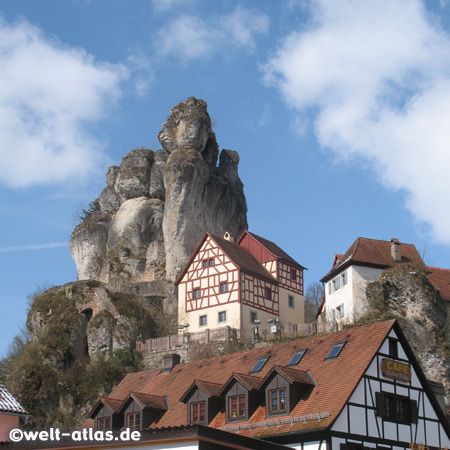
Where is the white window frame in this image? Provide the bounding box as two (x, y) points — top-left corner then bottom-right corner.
(218, 311), (227, 323)
(199, 315), (207, 327)
(220, 282), (228, 293)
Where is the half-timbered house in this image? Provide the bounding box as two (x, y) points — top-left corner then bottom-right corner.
(86, 320), (450, 450)
(175, 231), (305, 336)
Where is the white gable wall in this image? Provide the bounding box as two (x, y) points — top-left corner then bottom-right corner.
(325, 265), (384, 325)
(331, 328), (450, 449)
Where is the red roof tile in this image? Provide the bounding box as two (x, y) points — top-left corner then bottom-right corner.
(261, 366), (315, 387)
(243, 232), (305, 269)
(101, 320), (395, 438)
(427, 267), (450, 302)
(180, 380), (223, 402)
(209, 234), (277, 283)
(219, 373), (263, 395)
(127, 392), (167, 410)
(321, 237), (425, 281)
(0, 383), (27, 415)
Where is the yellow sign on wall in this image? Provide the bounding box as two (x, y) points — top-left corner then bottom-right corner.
(382, 358), (411, 382)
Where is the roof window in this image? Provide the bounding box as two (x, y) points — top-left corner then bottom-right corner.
(287, 349), (307, 366)
(250, 356), (269, 373)
(326, 342), (346, 359)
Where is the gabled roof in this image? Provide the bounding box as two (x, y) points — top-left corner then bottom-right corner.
(180, 380), (223, 403)
(427, 267), (450, 302)
(120, 392), (167, 412)
(0, 383), (27, 415)
(259, 366), (315, 388)
(321, 237), (425, 282)
(87, 397), (122, 418)
(100, 320), (397, 438)
(175, 232), (277, 284)
(238, 231), (306, 269)
(218, 373), (262, 396)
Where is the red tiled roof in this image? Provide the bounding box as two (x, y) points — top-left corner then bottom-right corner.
(0, 383), (27, 415)
(427, 267), (450, 302)
(321, 237), (425, 282)
(180, 380), (223, 402)
(102, 320), (395, 439)
(244, 232), (305, 269)
(128, 392), (167, 410)
(219, 373), (263, 395)
(209, 234), (277, 283)
(261, 366), (315, 387)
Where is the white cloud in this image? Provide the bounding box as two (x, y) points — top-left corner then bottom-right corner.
(0, 17), (128, 188)
(151, 0), (193, 13)
(264, 0), (450, 244)
(155, 7), (268, 62)
(0, 242), (67, 253)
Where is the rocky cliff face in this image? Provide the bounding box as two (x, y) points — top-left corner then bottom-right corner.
(30, 97), (247, 360)
(70, 97), (247, 284)
(366, 265), (450, 402)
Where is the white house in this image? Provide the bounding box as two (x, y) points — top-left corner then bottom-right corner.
(317, 237), (429, 325)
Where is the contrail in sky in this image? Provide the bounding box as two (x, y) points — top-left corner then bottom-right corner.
(0, 242), (67, 253)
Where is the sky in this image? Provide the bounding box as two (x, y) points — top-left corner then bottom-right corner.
(1, 0), (450, 357)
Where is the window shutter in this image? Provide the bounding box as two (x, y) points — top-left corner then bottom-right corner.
(410, 399), (418, 424)
(375, 392), (385, 418)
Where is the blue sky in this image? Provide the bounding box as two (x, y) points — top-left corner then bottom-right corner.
(1, 0), (450, 356)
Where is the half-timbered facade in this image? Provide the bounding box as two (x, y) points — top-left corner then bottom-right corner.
(176, 231), (305, 335)
(85, 320), (450, 450)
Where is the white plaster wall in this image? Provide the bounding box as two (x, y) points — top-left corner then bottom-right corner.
(325, 266), (383, 324)
(183, 301), (241, 334)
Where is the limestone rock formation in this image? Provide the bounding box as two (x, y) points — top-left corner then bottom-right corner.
(366, 265), (450, 402)
(70, 97), (247, 287)
(28, 97), (248, 360)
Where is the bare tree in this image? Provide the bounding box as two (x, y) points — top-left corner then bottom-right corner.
(304, 282), (324, 323)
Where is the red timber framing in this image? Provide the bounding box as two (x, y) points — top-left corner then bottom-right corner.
(238, 231), (304, 296)
(241, 273), (278, 314)
(180, 236), (240, 313)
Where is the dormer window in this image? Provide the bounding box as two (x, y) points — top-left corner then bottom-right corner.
(97, 417), (110, 431)
(269, 388), (287, 414)
(229, 395), (245, 420)
(180, 380), (222, 426)
(250, 357), (269, 374)
(191, 401), (206, 424)
(287, 349), (306, 366)
(326, 342), (346, 359)
(261, 366), (314, 419)
(126, 412), (140, 430)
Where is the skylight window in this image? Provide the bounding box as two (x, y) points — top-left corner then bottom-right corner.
(287, 349), (307, 366)
(250, 356), (269, 373)
(326, 342), (346, 359)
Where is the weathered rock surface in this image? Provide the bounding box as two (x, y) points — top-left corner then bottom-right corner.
(32, 97), (248, 360)
(366, 265), (450, 402)
(70, 96), (247, 288)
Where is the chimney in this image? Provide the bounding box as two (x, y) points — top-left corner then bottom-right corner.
(390, 238), (401, 262)
(224, 231), (235, 243)
(161, 353), (181, 373)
